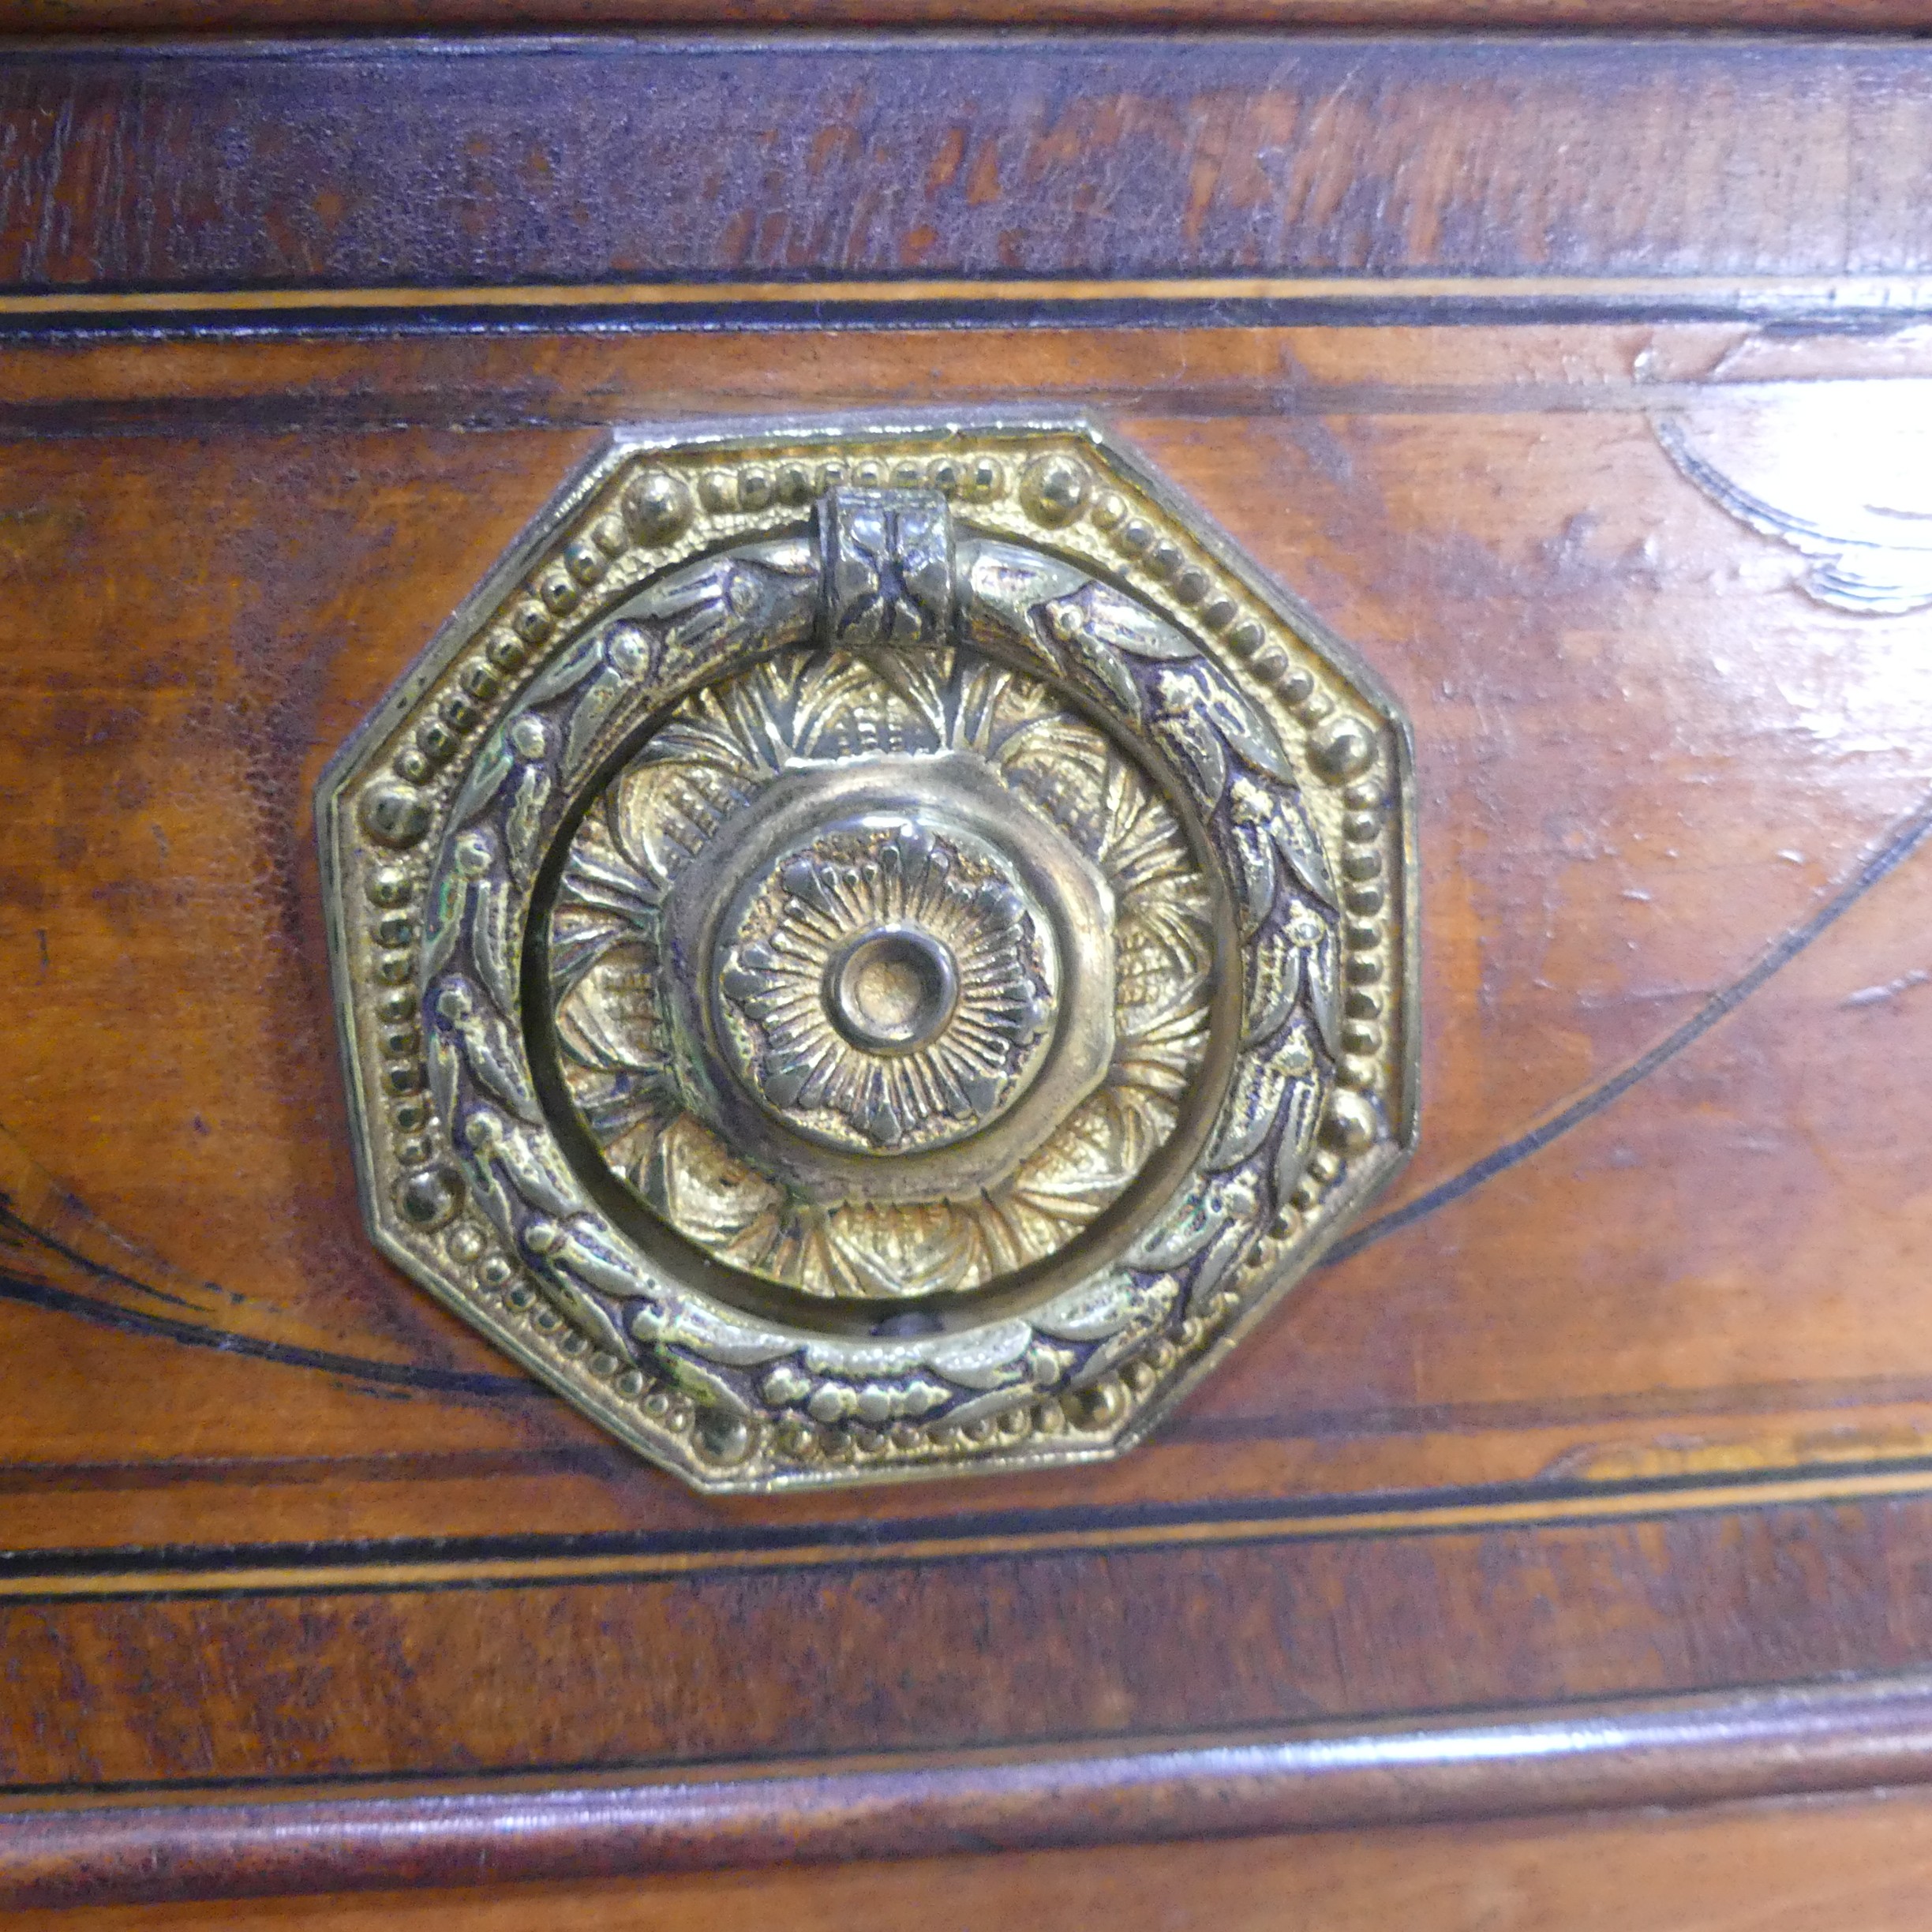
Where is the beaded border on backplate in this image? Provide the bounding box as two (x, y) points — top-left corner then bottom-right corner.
(318, 416), (1417, 1494)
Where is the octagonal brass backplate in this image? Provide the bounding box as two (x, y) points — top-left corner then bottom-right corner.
(320, 416), (1417, 1493)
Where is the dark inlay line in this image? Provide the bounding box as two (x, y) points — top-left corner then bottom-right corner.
(4, 770), (1928, 1402)
(9, 1360), (1932, 1495)
(0, 1271), (534, 1399)
(0, 1143), (536, 1396)
(0, 1447), (626, 1496)
(2, 1449), (1926, 1592)
(10, 286), (1930, 347)
(1325, 784), (1932, 1269)
(0, 1200), (205, 1315)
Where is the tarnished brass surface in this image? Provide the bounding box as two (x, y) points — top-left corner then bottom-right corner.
(319, 418), (1417, 1491)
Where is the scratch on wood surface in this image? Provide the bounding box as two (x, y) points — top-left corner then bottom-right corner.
(1842, 967), (1931, 1008)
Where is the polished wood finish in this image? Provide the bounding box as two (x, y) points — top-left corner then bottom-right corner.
(32, 1789), (1932, 1932)
(9, 34), (1932, 1908)
(8, 1675), (1932, 1908)
(8, 39), (1932, 314)
(7, 309), (1932, 1883)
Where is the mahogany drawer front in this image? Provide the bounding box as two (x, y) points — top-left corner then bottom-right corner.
(5, 31), (1932, 1910)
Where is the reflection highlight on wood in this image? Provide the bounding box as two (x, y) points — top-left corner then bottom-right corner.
(7, 1672), (1932, 1908)
(21, 1788), (1932, 1932)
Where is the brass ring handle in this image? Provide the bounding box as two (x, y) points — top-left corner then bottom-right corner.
(320, 417), (1416, 1492)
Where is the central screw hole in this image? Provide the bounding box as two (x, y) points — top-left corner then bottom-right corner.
(829, 929), (958, 1054)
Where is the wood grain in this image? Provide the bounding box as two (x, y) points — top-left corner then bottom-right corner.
(9, 32), (1932, 1908)
(3, 316), (1932, 1825)
(21, 1787), (1932, 1932)
(6, 322), (1932, 1535)
(9, 1672), (1932, 1907)
(9, 39), (1932, 305)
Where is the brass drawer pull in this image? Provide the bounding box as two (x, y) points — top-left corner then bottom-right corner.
(321, 417), (1415, 1491)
